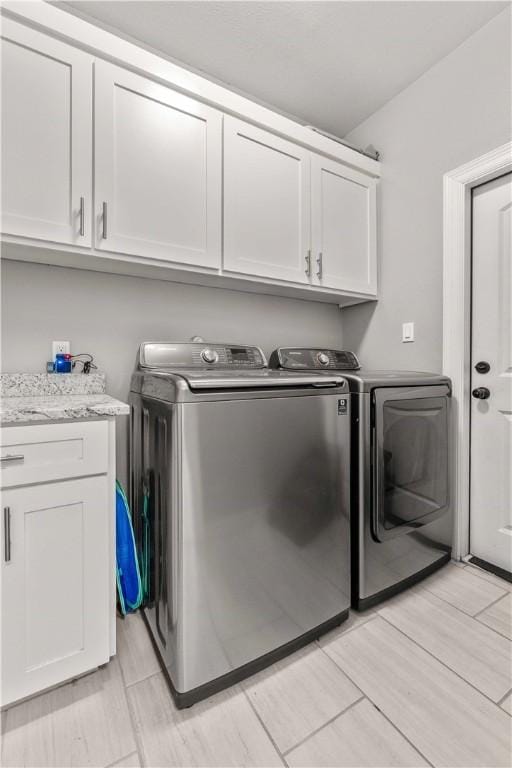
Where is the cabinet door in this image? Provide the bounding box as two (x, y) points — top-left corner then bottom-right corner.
(223, 116), (311, 283)
(1, 19), (92, 246)
(311, 154), (377, 294)
(1, 476), (110, 706)
(95, 61), (222, 268)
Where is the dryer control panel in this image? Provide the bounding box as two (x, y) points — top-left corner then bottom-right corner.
(270, 347), (360, 371)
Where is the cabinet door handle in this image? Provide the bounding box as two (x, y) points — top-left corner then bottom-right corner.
(102, 202), (108, 239)
(79, 196), (85, 236)
(0, 454), (24, 463)
(305, 250), (311, 277)
(316, 252), (323, 279)
(4, 507), (11, 562)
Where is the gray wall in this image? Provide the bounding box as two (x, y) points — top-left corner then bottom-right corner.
(1, 258), (344, 482)
(341, 7), (512, 372)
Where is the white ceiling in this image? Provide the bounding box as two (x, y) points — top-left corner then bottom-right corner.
(58, 1), (508, 136)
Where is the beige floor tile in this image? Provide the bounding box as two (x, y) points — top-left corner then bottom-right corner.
(117, 611), (161, 687)
(465, 564), (512, 592)
(127, 672), (282, 767)
(501, 692), (512, 715)
(109, 752), (141, 767)
(379, 587), (512, 701)
(1, 658), (136, 768)
(477, 593), (512, 639)
(286, 698), (428, 767)
(423, 563), (507, 615)
(317, 609), (376, 646)
(323, 616), (512, 767)
(242, 644), (361, 753)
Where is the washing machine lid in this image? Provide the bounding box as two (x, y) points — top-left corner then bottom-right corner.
(176, 369), (345, 390)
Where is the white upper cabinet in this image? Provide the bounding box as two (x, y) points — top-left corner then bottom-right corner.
(311, 154), (377, 294)
(0, 8), (380, 303)
(223, 116), (311, 284)
(95, 61), (222, 268)
(1, 19), (92, 246)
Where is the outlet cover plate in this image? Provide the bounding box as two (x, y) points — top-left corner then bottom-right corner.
(52, 341), (71, 358)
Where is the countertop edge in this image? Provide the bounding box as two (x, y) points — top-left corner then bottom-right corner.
(0, 394), (130, 426)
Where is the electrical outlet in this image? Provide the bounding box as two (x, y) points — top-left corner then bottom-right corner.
(52, 341), (71, 358)
(402, 323), (415, 343)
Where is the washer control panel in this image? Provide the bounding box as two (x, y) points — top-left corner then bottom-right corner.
(269, 347), (360, 371)
(140, 342), (267, 369)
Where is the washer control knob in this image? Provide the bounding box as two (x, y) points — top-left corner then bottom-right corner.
(317, 352), (330, 366)
(201, 348), (218, 364)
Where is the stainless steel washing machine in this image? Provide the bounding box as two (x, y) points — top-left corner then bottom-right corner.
(130, 342), (351, 707)
(270, 348), (453, 610)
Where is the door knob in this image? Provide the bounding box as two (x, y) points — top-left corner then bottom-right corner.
(472, 387), (490, 400)
(475, 361), (491, 374)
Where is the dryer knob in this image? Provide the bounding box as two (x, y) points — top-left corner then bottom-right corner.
(201, 348), (218, 364)
(317, 352), (330, 366)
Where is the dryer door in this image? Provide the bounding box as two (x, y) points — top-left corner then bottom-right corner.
(372, 385), (450, 542)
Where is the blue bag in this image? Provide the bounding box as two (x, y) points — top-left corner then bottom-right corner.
(116, 481), (143, 614)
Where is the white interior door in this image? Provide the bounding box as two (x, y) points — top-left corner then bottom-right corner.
(1, 18), (92, 245)
(470, 172), (512, 574)
(95, 61), (222, 267)
(311, 154), (377, 294)
(223, 116), (311, 283)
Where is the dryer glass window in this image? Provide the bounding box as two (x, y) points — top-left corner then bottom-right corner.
(374, 394), (449, 539)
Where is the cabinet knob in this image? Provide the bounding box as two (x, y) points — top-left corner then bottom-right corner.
(102, 202), (108, 239)
(79, 197), (85, 237)
(4, 507), (11, 562)
(305, 250), (311, 277)
(316, 252), (323, 279)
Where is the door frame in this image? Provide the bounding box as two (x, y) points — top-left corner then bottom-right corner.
(442, 141), (512, 560)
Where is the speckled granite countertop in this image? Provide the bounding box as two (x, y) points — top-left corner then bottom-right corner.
(0, 373), (129, 425)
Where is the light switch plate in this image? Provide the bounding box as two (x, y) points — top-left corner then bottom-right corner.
(52, 340), (71, 358)
(402, 322), (415, 343)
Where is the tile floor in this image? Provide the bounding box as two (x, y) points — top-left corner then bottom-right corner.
(2, 561), (511, 767)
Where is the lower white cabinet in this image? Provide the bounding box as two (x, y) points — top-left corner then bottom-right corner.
(1, 422), (114, 707)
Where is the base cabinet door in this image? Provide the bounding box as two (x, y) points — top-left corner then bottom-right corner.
(95, 61), (222, 268)
(223, 116), (311, 284)
(1, 18), (92, 246)
(311, 153), (377, 294)
(1, 476), (110, 706)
